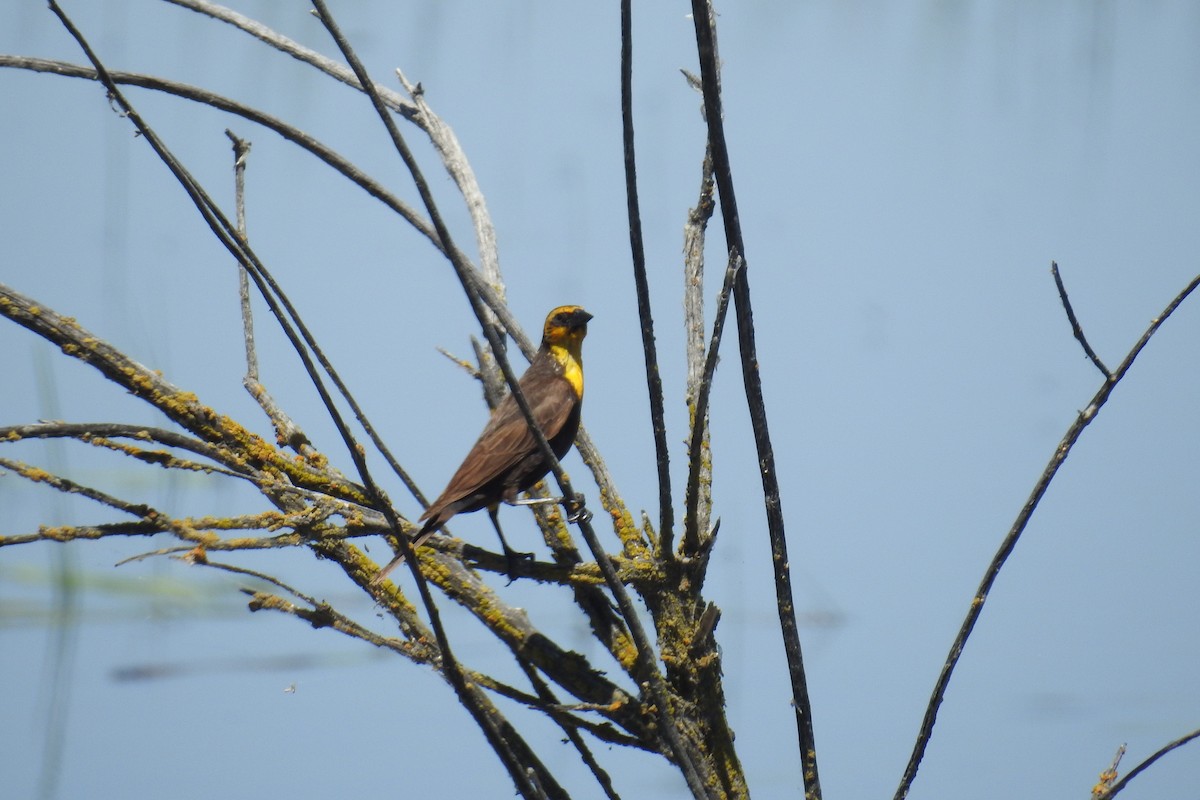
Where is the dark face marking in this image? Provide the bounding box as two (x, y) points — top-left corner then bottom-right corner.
(553, 308), (592, 329)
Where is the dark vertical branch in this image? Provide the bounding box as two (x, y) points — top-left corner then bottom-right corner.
(620, 0), (675, 554)
(687, 2), (821, 797)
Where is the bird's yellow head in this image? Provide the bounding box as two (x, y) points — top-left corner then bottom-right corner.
(542, 305), (592, 396)
(542, 305), (592, 351)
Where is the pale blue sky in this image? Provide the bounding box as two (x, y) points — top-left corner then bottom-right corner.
(3, 2), (1199, 798)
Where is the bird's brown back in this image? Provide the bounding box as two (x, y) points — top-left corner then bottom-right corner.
(418, 347), (582, 532)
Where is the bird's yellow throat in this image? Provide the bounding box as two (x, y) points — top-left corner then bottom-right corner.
(549, 341), (585, 399)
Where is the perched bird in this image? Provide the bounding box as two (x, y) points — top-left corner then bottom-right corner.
(375, 305), (592, 582)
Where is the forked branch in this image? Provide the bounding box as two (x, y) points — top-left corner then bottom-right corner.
(894, 266), (1200, 799)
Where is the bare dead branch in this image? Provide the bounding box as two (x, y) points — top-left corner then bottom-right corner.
(682, 145), (716, 556)
(684, 148), (716, 398)
(461, 667), (648, 753)
(228, 129), (258, 387)
(164, 0), (418, 119)
(0, 456), (159, 521)
(2, 421), (246, 475)
(240, 588), (437, 666)
(396, 67), (505, 310)
(894, 269), (1200, 800)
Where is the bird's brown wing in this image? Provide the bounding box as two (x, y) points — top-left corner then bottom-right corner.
(420, 371), (578, 524)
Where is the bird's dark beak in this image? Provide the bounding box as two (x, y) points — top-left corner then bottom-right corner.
(573, 309), (594, 326)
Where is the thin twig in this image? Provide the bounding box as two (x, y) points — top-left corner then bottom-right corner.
(69, 436), (241, 479)
(1052, 261), (1110, 377)
(893, 271), (1200, 800)
(0, 456), (160, 520)
(240, 587), (437, 665)
(470, 672), (645, 751)
(113, 526), (380, 564)
(395, 67), (504, 311)
(228, 129), (257, 382)
(517, 661), (624, 800)
(1099, 728), (1200, 798)
(164, 0), (418, 119)
(683, 253), (741, 555)
(469, 337), (508, 412)
(224, 129), (325, 466)
(0, 421), (248, 480)
(203, 557), (321, 606)
(0, 521), (154, 548)
(2, 517), (292, 550)
(1091, 744), (1125, 799)
(688, 2), (821, 796)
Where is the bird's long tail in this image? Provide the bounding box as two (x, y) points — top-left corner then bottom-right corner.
(370, 523), (436, 585)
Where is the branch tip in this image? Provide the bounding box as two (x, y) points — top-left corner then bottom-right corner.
(1051, 261), (1110, 378)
